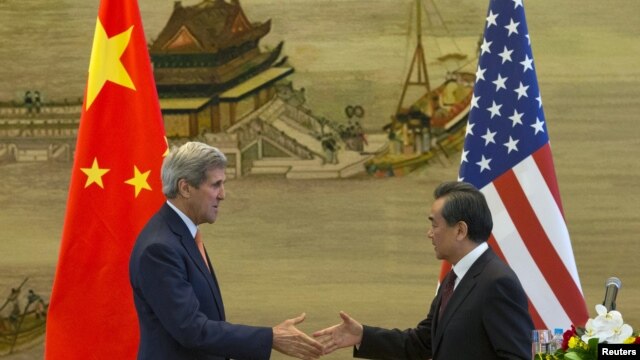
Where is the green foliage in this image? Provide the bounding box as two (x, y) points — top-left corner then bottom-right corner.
(564, 352), (583, 360)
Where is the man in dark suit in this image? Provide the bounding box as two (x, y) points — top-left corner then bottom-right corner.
(129, 142), (323, 360)
(313, 181), (534, 359)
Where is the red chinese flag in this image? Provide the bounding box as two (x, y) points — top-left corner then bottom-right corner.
(45, 0), (166, 358)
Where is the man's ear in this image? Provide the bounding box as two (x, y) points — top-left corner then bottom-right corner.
(456, 221), (469, 241)
(177, 179), (190, 198)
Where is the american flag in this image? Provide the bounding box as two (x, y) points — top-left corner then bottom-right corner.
(457, 0), (589, 330)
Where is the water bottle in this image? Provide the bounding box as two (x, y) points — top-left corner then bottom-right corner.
(532, 330), (551, 358)
(547, 328), (564, 354)
(531, 330), (540, 358)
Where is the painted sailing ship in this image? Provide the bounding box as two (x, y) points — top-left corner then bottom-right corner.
(366, 0), (475, 177)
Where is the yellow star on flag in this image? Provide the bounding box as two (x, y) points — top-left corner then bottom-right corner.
(163, 136), (170, 157)
(125, 165), (152, 198)
(85, 18), (136, 110)
(80, 158), (110, 189)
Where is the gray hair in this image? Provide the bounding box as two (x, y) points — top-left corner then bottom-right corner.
(161, 142), (227, 198)
(433, 181), (493, 243)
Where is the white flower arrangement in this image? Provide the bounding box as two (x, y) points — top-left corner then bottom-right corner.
(581, 304), (633, 344)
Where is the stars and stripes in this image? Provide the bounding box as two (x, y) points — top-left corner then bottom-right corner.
(457, 0), (589, 330)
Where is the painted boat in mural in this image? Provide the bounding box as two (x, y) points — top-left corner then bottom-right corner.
(365, 74), (474, 177)
(365, 0), (475, 177)
(0, 279), (48, 356)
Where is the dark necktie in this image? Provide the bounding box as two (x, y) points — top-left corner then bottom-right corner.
(439, 270), (457, 318)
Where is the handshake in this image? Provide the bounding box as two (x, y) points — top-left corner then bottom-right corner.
(273, 311), (362, 360)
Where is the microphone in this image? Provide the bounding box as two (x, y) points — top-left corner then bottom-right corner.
(602, 277), (621, 311)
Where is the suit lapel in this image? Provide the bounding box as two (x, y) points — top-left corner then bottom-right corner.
(162, 204), (226, 320)
(202, 246), (226, 320)
(432, 248), (494, 355)
(179, 234), (226, 320)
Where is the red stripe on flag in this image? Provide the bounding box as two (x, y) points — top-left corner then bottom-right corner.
(493, 170), (587, 327)
(532, 145), (588, 326)
(532, 143), (564, 216)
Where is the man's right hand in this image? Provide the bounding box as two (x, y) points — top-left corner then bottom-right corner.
(312, 311), (363, 355)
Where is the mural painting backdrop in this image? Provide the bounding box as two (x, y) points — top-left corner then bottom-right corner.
(0, 0), (639, 358)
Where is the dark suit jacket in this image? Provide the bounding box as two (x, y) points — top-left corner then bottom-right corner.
(129, 203), (272, 360)
(354, 248), (533, 360)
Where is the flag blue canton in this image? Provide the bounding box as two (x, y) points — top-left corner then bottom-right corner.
(459, 0), (549, 189)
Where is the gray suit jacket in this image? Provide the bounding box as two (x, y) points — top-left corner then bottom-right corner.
(355, 248), (533, 360)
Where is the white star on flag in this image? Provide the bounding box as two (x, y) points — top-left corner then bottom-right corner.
(508, 109), (524, 127)
(514, 82), (529, 99)
(486, 10), (499, 28)
(498, 46), (514, 64)
(487, 101), (502, 118)
(503, 136), (520, 153)
(520, 54), (534, 72)
(480, 38), (493, 54)
(531, 117), (545, 134)
(504, 18), (520, 36)
(476, 155), (492, 172)
(461, 150), (469, 163)
(482, 128), (498, 145)
(476, 66), (487, 81)
(471, 94), (481, 109)
(466, 122), (475, 136)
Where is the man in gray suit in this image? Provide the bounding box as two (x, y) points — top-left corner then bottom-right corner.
(130, 142), (323, 360)
(314, 181), (533, 360)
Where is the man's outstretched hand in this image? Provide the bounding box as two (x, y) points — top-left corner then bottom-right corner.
(273, 313), (325, 360)
(313, 311), (364, 355)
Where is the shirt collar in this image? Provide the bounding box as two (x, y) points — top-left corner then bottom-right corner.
(166, 200), (198, 238)
(451, 242), (489, 288)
